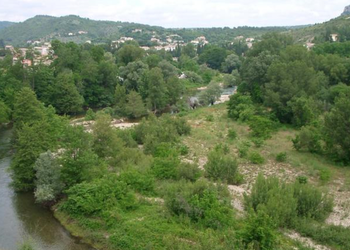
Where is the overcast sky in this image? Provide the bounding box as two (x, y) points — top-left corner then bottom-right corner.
(1, 0), (349, 28)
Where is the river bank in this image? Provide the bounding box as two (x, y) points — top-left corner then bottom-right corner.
(0, 127), (94, 250)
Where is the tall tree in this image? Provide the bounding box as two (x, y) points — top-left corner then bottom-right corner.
(146, 67), (167, 111)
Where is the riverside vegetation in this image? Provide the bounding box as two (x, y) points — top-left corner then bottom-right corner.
(1, 31), (350, 250)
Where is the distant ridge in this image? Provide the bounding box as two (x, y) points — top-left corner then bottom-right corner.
(342, 5), (350, 15)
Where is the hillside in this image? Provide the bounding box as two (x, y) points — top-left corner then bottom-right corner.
(0, 15), (291, 46)
(288, 14), (350, 43)
(0, 21), (15, 31)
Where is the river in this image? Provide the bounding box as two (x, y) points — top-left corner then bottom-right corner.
(0, 127), (94, 250)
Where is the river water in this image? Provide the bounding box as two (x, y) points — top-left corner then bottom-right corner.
(0, 127), (94, 250)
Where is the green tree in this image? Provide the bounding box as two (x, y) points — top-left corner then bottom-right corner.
(116, 44), (144, 65)
(34, 151), (63, 203)
(324, 96), (350, 163)
(49, 71), (84, 114)
(198, 45), (227, 70)
(0, 99), (10, 124)
(125, 91), (147, 119)
(198, 82), (221, 106)
(12, 87), (45, 134)
(146, 67), (168, 111)
(182, 43), (196, 58)
(114, 84), (127, 115)
(221, 53), (241, 73)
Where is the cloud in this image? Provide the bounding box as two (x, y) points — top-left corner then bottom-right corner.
(0, 0), (349, 27)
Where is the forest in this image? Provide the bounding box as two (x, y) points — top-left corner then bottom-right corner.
(1, 31), (350, 250)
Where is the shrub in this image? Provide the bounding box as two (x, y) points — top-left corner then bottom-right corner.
(249, 116), (275, 140)
(34, 151), (63, 203)
(61, 177), (137, 216)
(248, 151), (265, 164)
(239, 210), (277, 250)
(227, 93), (255, 122)
(177, 163), (202, 182)
(227, 129), (237, 140)
(166, 180), (233, 229)
(293, 182), (333, 221)
(204, 145), (240, 184)
(292, 123), (323, 154)
(118, 170), (155, 194)
(275, 152), (287, 162)
(245, 174), (334, 228)
(151, 157), (180, 180)
(297, 175), (308, 184)
(205, 114), (214, 122)
(85, 108), (95, 121)
(238, 141), (251, 158)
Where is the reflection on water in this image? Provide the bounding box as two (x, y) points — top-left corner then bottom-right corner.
(0, 127), (93, 250)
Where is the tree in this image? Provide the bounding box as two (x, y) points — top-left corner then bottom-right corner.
(116, 44), (144, 65)
(198, 45), (227, 70)
(324, 96), (350, 163)
(182, 43), (196, 58)
(60, 125), (102, 188)
(0, 99), (10, 124)
(12, 87), (45, 134)
(92, 114), (124, 161)
(114, 84), (127, 115)
(11, 120), (59, 191)
(119, 61), (149, 92)
(221, 53), (241, 73)
(165, 76), (183, 105)
(198, 82), (221, 106)
(146, 67), (168, 111)
(34, 151), (63, 203)
(125, 91), (147, 119)
(49, 71), (84, 114)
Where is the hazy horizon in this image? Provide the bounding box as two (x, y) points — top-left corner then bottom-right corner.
(0, 0), (349, 28)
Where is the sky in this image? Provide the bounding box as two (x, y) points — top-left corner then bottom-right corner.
(0, 0), (349, 28)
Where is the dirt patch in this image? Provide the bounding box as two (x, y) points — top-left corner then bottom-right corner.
(285, 231), (331, 250)
(71, 119), (138, 132)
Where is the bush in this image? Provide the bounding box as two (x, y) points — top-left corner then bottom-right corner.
(238, 141), (251, 158)
(151, 157), (180, 180)
(134, 114), (191, 154)
(245, 174), (334, 228)
(227, 93), (255, 122)
(85, 108), (95, 121)
(297, 175), (308, 184)
(205, 114), (214, 122)
(248, 151), (265, 164)
(275, 152), (287, 162)
(204, 145), (240, 184)
(34, 151), (63, 203)
(165, 180), (233, 229)
(239, 210), (277, 250)
(177, 163), (202, 182)
(118, 170), (155, 194)
(293, 182), (333, 221)
(61, 177), (137, 216)
(292, 123), (323, 154)
(249, 116), (275, 140)
(227, 129), (237, 140)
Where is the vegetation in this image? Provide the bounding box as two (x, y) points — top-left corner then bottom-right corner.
(3, 17), (350, 250)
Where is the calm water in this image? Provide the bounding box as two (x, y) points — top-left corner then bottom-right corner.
(0, 127), (94, 250)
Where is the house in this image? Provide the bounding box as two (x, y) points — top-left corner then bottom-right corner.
(247, 42), (253, 49)
(22, 59), (32, 67)
(179, 73), (187, 79)
(330, 34), (339, 42)
(234, 36), (244, 40)
(305, 42), (315, 50)
(246, 38), (255, 43)
(18, 48), (28, 57)
(68, 33), (74, 36)
(78, 31), (88, 35)
(141, 46), (150, 51)
(5, 45), (14, 52)
(132, 29), (142, 33)
(85, 40), (92, 44)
